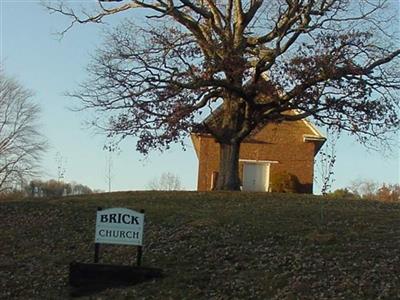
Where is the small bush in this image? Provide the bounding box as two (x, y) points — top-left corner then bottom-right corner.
(326, 188), (359, 200)
(376, 184), (400, 202)
(0, 191), (26, 202)
(270, 171), (301, 193)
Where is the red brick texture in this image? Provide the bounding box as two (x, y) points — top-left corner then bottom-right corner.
(191, 119), (324, 193)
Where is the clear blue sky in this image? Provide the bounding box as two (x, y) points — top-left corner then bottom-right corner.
(1, 1), (399, 192)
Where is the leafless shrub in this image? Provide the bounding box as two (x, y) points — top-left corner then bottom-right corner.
(147, 172), (183, 191)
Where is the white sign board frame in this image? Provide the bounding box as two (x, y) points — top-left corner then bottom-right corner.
(95, 208), (144, 246)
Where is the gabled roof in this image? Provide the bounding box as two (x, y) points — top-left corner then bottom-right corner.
(300, 119), (326, 154)
(191, 109), (326, 158)
(193, 107), (325, 139)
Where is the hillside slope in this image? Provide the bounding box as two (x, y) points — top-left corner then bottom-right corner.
(1, 192), (399, 299)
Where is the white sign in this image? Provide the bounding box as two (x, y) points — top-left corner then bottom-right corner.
(95, 208), (144, 246)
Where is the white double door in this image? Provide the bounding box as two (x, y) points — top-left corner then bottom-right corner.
(242, 162), (270, 192)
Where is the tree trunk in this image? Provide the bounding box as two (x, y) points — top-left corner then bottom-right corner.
(215, 142), (241, 191)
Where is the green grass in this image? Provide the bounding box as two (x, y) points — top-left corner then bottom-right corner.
(1, 191), (399, 299)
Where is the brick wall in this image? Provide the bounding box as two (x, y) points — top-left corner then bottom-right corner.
(194, 120), (320, 193)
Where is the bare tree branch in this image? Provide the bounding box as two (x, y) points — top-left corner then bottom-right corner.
(45, 0), (400, 189)
(0, 71), (47, 192)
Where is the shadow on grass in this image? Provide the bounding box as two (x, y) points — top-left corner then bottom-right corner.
(69, 262), (163, 297)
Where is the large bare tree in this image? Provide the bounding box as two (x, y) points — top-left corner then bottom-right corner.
(0, 71), (47, 192)
(47, 0), (399, 190)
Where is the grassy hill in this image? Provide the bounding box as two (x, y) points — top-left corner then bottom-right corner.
(1, 191), (399, 299)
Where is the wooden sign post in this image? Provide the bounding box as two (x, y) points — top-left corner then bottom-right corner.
(94, 207), (102, 263)
(69, 207), (162, 295)
(136, 209), (144, 266)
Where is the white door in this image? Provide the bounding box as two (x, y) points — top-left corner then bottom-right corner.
(242, 163), (269, 191)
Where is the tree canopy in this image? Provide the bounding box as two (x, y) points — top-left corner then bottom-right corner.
(47, 0), (399, 190)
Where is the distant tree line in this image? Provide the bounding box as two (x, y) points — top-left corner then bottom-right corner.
(328, 180), (400, 202)
(26, 180), (93, 198)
